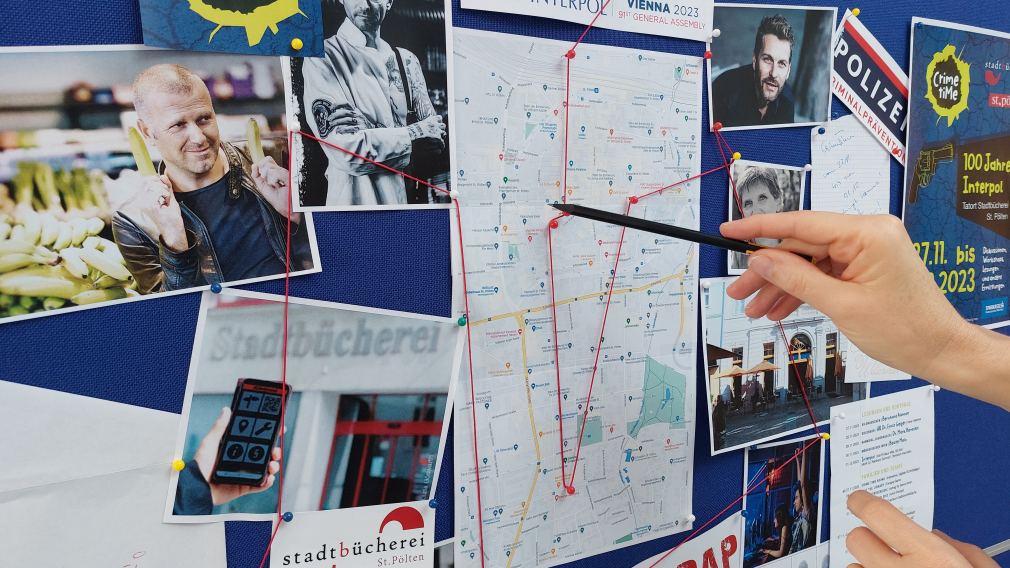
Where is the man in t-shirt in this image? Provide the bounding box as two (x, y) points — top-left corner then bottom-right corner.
(712, 14), (796, 128)
(113, 64), (313, 293)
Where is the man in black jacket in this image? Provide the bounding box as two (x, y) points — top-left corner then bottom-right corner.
(113, 64), (313, 294)
(712, 14), (796, 128)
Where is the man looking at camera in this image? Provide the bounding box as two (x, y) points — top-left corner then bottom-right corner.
(113, 63), (312, 294)
(712, 14), (796, 127)
(301, 0), (446, 206)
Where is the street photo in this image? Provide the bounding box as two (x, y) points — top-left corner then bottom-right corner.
(702, 277), (867, 454)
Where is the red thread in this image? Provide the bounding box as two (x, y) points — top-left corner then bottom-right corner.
(569, 0), (612, 54)
(562, 56), (572, 203)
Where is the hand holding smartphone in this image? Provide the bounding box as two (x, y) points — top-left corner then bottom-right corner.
(211, 378), (291, 486)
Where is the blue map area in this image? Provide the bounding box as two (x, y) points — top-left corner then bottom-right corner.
(139, 0), (323, 57)
(906, 22), (1010, 325)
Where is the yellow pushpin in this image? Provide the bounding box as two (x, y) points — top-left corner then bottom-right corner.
(820, 433), (831, 441)
(291, 38), (304, 51)
(172, 459), (186, 472)
(851, 8), (861, 17)
(732, 151), (742, 161)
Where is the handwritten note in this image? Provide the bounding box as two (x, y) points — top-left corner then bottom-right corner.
(811, 114), (892, 215)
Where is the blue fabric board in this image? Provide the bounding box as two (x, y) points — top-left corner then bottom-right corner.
(0, 0), (1008, 565)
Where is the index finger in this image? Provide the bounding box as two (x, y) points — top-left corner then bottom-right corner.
(720, 211), (866, 245)
(847, 490), (933, 555)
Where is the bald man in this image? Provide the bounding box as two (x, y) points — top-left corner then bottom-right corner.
(112, 64), (312, 293)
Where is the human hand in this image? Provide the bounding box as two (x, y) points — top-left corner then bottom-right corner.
(138, 175), (187, 252)
(251, 156), (300, 223)
(846, 490), (996, 568)
(194, 407), (282, 507)
(719, 212), (966, 384)
(408, 115), (446, 142)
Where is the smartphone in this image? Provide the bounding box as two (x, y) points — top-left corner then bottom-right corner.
(211, 378), (291, 486)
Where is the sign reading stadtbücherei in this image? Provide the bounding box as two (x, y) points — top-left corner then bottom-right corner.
(460, 0), (713, 43)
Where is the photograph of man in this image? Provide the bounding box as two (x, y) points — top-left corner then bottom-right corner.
(728, 160), (805, 273)
(710, 5), (835, 129)
(113, 64), (314, 293)
(291, 0), (451, 209)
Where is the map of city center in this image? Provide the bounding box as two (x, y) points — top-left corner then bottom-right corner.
(452, 29), (702, 567)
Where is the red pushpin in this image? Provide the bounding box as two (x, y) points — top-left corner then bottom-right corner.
(713, 122), (723, 131)
(704, 51), (712, 59)
(566, 485), (576, 495)
(628, 196), (639, 205)
(550, 219), (560, 229)
(565, 50), (576, 59)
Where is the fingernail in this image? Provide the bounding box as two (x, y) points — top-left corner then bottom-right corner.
(748, 255), (773, 278)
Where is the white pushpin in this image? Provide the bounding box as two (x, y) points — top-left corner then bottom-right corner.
(931, 385), (941, 393)
(702, 282), (710, 291)
(804, 164), (813, 172)
(450, 190), (460, 200)
(835, 412), (846, 421)
(687, 514), (697, 523)
(708, 29), (722, 42)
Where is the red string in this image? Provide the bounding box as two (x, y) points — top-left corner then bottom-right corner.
(562, 56), (572, 203)
(776, 321), (821, 435)
(569, 0), (612, 53)
(637, 162), (732, 200)
(257, 129), (296, 568)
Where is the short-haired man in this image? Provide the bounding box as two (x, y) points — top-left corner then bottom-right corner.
(713, 14), (796, 127)
(731, 166), (785, 270)
(113, 64), (313, 293)
(300, 0), (446, 206)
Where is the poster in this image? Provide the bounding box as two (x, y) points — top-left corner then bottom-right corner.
(904, 18), (1010, 328)
(460, 0), (713, 43)
(634, 513), (744, 568)
(828, 386), (935, 566)
(139, 0), (324, 57)
(831, 10), (909, 163)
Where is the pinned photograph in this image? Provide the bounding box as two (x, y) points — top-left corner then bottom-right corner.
(743, 435), (825, 568)
(165, 289), (463, 522)
(702, 277), (867, 454)
(727, 160), (806, 274)
(709, 4), (836, 130)
(0, 47), (319, 325)
(286, 0), (453, 210)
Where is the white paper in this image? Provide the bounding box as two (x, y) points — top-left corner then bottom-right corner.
(844, 343), (911, 383)
(460, 0), (713, 43)
(810, 115), (892, 215)
(269, 500), (435, 568)
(829, 386), (935, 566)
(634, 513), (744, 568)
(0, 381), (226, 567)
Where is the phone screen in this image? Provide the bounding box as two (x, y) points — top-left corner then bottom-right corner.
(211, 378), (290, 486)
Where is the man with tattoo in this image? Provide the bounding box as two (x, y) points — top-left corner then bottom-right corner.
(301, 0), (446, 206)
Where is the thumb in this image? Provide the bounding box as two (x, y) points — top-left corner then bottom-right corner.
(747, 249), (852, 316)
(205, 406), (231, 444)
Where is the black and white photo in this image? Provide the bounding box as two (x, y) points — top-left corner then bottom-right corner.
(288, 0), (452, 210)
(709, 4), (836, 130)
(728, 160), (806, 274)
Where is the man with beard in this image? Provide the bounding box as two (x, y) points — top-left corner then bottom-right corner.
(712, 14), (795, 127)
(301, 0), (446, 206)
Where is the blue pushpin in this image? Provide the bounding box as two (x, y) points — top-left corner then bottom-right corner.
(428, 499), (438, 509)
(282, 511), (294, 522)
(818, 127), (826, 135)
(210, 282), (223, 294)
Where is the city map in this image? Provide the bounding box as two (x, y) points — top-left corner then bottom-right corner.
(452, 29), (703, 567)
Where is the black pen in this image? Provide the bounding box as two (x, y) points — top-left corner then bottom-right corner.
(551, 203), (813, 262)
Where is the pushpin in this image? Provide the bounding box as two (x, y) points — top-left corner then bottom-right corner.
(702, 282), (710, 290)
(566, 485), (576, 495)
(565, 50), (576, 59)
(711, 28), (722, 38)
(931, 385), (941, 392)
(210, 282), (223, 294)
(836, 412), (847, 420)
(741, 509), (749, 519)
(428, 499), (438, 509)
(172, 459), (186, 472)
(704, 51), (713, 59)
(712, 121), (723, 131)
(804, 164), (813, 172)
(549, 219), (560, 229)
(449, 190), (460, 200)
(282, 511), (294, 523)
(457, 315), (468, 327)
(291, 38), (304, 51)
(628, 196), (639, 205)
(820, 433), (830, 441)
(732, 151), (741, 161)
(851, 8), (861, 17)
(818, 127), (827, 135)
(687, 514), (697, 523)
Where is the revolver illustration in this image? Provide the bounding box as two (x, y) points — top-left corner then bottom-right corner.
(909, 143), (954, 203)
